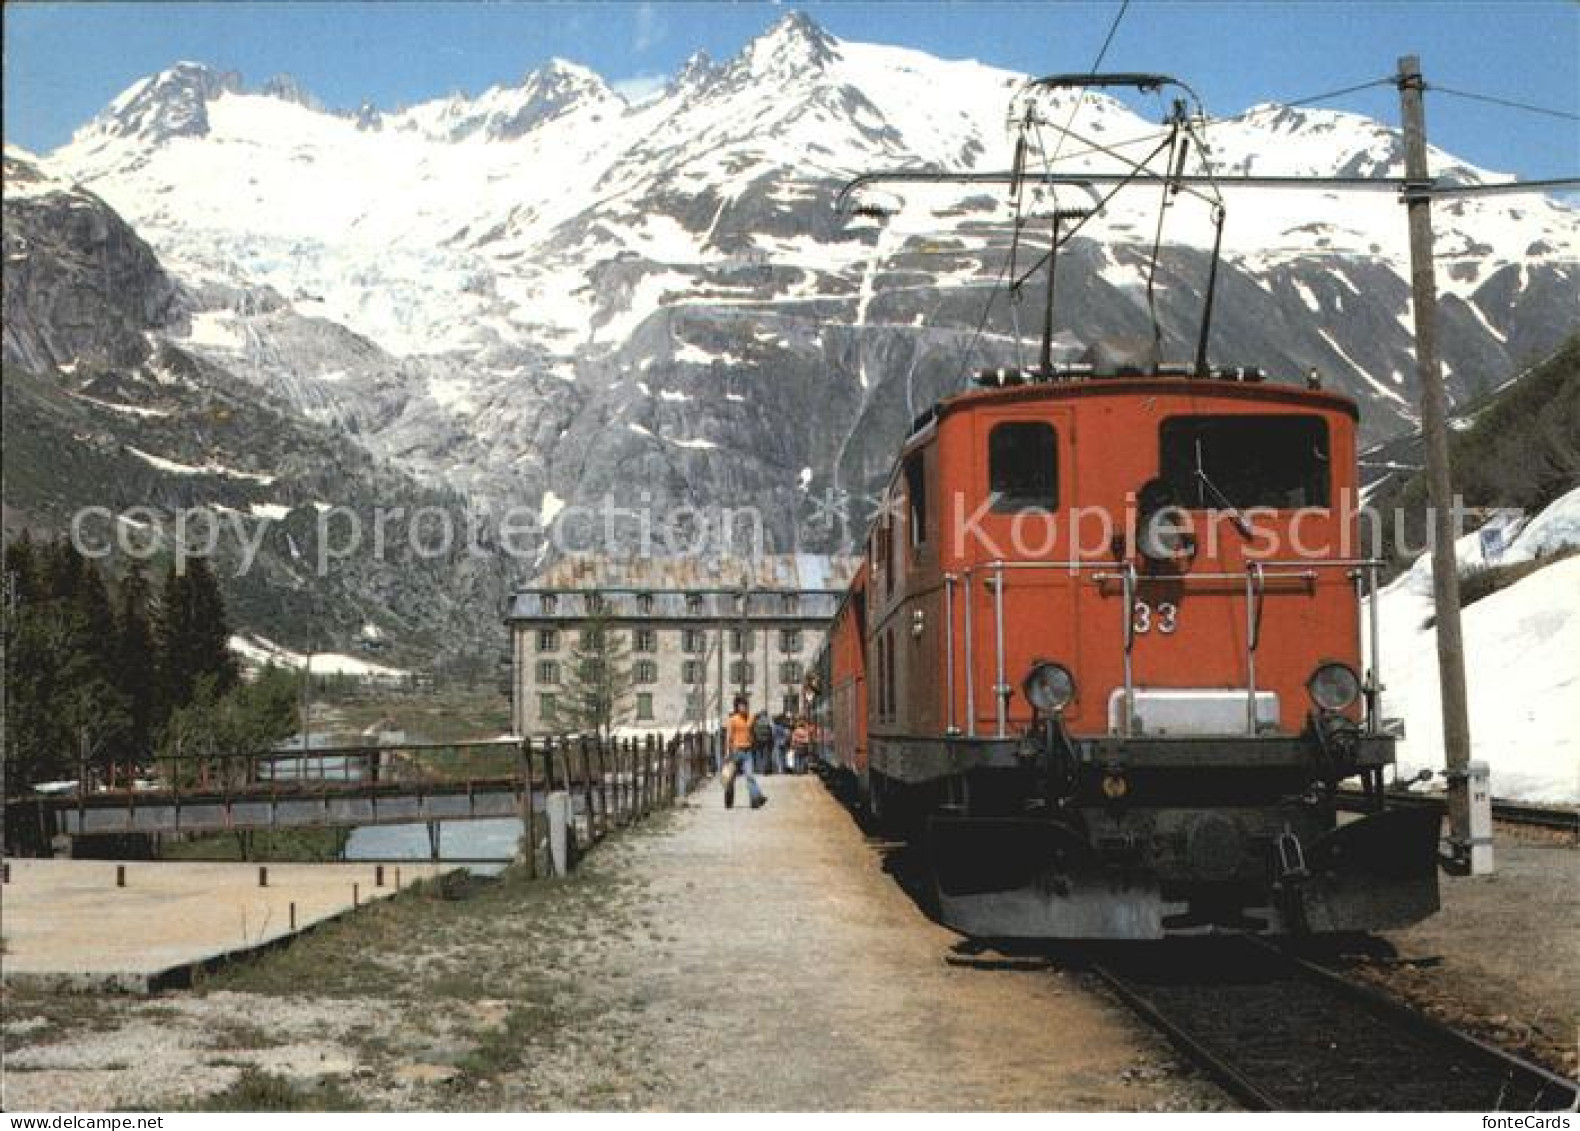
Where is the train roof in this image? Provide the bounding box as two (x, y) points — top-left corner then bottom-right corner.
(899, 372), (1360, 453)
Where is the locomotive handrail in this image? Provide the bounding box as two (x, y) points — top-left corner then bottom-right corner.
(962, 570), (977, 738)
(952, 557), (1389, 739)
(944, 573), (959, 736)
(1246, 562), (1265, 736)
(993, 565), (1009, 737)
(1089, 569), (1317, 583)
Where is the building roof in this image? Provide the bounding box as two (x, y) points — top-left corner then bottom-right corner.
(504, 555), (860, 624)
(521, 554), (861, 593)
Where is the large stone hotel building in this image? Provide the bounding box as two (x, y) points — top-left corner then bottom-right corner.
(505, 555), (859, 736)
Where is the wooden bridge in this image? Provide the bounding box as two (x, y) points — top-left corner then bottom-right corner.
(4, 732), (721, 864)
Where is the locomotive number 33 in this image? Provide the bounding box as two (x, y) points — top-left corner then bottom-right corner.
(1132, 600), (1179, 635)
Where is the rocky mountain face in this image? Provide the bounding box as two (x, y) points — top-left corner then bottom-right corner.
(5, 12), (1577, 652)
(1, 155), (512, 664)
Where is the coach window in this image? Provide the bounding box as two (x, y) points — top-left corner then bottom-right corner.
(989, 422), (1058, 512)
(1160, 415), (1331, 509)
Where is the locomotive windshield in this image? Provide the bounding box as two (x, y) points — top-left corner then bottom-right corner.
(1160, 415), (1330, 509)
(989, 422), (1059, 512)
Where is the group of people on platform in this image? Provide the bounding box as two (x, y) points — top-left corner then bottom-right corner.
(721, 697), (814, 810)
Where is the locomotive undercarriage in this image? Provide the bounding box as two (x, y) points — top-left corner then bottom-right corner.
(869, 729), (1442, 940)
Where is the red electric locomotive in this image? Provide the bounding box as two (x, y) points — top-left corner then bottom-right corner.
(810, 73), (1441, 939)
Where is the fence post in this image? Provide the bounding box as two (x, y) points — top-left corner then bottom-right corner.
(623, 738), (634, 823)
(666, 734), (677, 803)
(593, 736), (610, 836)
(645, 734), (655, 812)
(518, 737), (537, 880)
(578, 736), (598, 842)
(552, 738), (573, 857)
(556, 737), (573, 796)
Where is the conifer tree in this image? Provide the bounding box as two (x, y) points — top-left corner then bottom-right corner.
(553, 608), (633, 741)
(113, 564), (157, 759)
(156, 557), (238, 728)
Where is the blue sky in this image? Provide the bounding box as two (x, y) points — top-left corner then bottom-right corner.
(5, 2), (1577, 179)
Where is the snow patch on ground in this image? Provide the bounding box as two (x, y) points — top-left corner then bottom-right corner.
(229, 634), (410, 681)
(125, 446), (277, 484)
(539, 490), (565, 526)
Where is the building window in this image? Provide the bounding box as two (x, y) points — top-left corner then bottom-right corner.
(579, 626), (611, 649)
(540, 594), (558, 614)
(537, 629), (559, 653)
(633, 628), (657, 653)
(686, 691), (705, 717)
(779, 629), (802, 653)
(783, 694), (801, 718)
(686, 593), (704, 614)
(634, 659), (658, 684)
(780, 660), (803, 685)
(730, 629), (754, 653)
(636, 592), (655, 614)
(682, 660), (706, 684)
(535, 660), (560, 685)
(780, 593), (798, 614)
(636, 692), (654, 721)
(682, 629), (706, 653)
(989, 421), (1058, 512)
(585, 592), (606, 614)
(730, 660), (754, 686)
(539, 693), (557, 722)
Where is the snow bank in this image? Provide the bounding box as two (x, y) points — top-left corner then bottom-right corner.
(1370, 488), (1580, 803)
(230, 633), (410, 682)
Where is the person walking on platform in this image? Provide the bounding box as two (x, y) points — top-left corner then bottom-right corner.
(771, 715), (790, 775)
(751, 707), (775, 775)
(790, 717), (810, 774)
(724, 696), (766, 810)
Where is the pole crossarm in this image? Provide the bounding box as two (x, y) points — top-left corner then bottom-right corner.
(835, 170), (1580, 213)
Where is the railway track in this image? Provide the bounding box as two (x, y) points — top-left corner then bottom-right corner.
(1093, 938), (1579, 1111)
(1337, 791), (1579, 836)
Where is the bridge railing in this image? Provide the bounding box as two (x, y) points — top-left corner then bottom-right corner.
(4, 728), (724, 866)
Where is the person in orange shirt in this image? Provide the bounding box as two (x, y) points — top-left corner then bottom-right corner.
(724, 695), (767, 810)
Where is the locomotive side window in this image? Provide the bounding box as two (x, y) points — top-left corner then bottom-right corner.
(989, 422), (1059, 512)
(1160, 415), (1331, 509)
(904, 452), (927, 546)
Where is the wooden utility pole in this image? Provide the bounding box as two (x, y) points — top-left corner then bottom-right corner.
(1397, 56), (1480, 872)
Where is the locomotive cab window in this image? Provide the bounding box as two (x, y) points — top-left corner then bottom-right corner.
(1160, 415), (1331, 509)
(989, 422), (1059, 512)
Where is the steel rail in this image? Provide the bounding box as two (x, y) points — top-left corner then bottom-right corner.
(1093, 938), (1580, 1111)
(1091, 960), (1278, 1110)
(1337, 789), (1580, 835)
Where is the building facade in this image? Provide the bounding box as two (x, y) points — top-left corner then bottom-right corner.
(504, 557), (857, 736)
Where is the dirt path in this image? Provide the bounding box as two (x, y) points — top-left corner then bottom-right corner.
(3, 776), (1224, 1111)
(486, 775), (1221, 1110)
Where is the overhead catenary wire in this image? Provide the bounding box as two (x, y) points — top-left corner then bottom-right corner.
(1429, 83), (1580, 124)
(969, 0), (1130, 372)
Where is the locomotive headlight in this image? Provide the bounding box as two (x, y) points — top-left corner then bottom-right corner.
(1023, 661), (1076, 714)
(1307, 661), (1362, 712)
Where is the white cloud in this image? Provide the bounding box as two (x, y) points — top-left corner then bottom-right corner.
(611, 73), (667, 104)
(633, 2), (664, 53)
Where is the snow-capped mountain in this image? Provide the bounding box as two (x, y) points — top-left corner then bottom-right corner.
(12, 12), (1580, 566)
